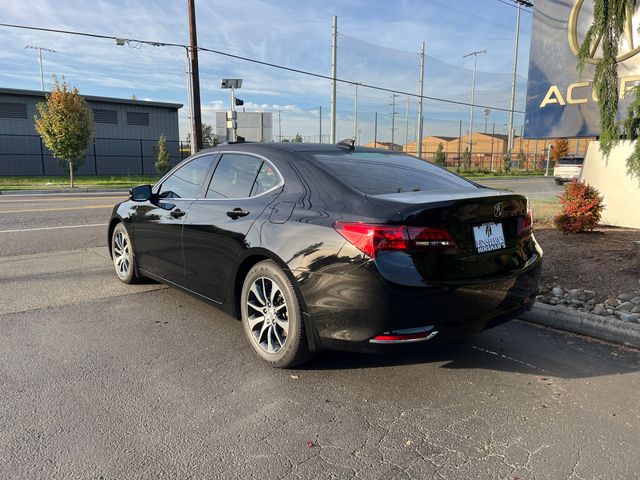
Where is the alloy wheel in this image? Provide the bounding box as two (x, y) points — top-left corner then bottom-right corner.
(112, 230), (131, 279)
(246, 276), (289, 354)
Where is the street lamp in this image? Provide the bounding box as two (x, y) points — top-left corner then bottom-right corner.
(463, 50), (486, 159)
(25, 45), (57, 91)
(221, 78), (243, 142)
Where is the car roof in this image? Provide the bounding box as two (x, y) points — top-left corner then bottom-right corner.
(198, 142), (403, 157)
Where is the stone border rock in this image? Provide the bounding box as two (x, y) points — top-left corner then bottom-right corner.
(521, 302), (640, 349)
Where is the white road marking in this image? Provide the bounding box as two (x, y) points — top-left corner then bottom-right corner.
(472, 345), (549, 373)
(0, 223), (108, 234)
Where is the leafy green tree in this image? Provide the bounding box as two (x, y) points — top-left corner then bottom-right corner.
(503, 153), (512, 173)
(34, 79), (93, 187)
(186, 123), (218, 147)
(517, 149), (527, 169)
(578, 0), (640, 180)
(154, 134), (172, 175)
(462, 147), (471, 172)
(292, 133), (303, 143)
(434, 143), (446, 166)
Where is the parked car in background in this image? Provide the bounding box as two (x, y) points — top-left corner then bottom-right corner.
(553, 155), (584, 185)
(108, 141), (542, 367)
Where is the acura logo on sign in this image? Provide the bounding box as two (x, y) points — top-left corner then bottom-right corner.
(493, 202), (504, 218)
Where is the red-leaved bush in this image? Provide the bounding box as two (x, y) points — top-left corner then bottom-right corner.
(554, 181), (604, 234)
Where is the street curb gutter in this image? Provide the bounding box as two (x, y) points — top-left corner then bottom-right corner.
(521, 303), (640, 349)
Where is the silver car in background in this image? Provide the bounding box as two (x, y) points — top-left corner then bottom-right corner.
(553, 155), (584, 185)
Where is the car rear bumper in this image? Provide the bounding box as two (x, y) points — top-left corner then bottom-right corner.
(296, 254), (541, 352)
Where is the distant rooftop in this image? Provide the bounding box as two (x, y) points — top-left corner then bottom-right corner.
(0, 87), (183, 109)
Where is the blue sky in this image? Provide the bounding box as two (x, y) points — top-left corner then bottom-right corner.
(0, 0), (533, 142)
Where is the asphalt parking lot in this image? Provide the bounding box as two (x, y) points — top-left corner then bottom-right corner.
(1, 186), (639, 479)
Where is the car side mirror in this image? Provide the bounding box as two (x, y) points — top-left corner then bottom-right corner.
(130, 184), (153, 202)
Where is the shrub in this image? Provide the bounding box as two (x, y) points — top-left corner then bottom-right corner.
(554, 181), (605, 234)
(154, 134), (171, 175)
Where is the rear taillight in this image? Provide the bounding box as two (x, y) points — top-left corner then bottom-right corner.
(518, 209), (533, 237)
(334, 222), (456, 258)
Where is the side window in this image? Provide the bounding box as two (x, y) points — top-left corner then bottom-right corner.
(159, 155), (213, 199)
(251, 162), (282, 196)
(206, 154), (263, 199)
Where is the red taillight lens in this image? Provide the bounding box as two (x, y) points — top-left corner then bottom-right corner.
(334, 222), (455, 258)
(518, 209), (533, 237)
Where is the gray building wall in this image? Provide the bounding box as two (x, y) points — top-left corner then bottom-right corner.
(215, 112), (273, 143)
(0, 88), (182, 175)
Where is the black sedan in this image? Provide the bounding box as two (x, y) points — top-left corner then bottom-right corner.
(108, 141), (542, 367)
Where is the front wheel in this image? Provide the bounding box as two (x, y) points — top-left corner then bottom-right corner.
(111, 222), (140, 284)
(240, 260), (312, 368)
(554, 179), (563, 185)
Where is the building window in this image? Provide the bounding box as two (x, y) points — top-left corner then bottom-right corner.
(93, 108), (118, 124)
(0, 102), (28, 119)
(127, 111), (149, 126)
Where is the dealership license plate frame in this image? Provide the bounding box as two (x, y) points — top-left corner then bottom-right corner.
(472, 222), (506, 254)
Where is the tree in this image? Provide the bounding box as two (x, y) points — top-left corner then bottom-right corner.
(186, 123), (218, 147)
(155, 134), (172, 175)
(578, 0), (640, 180)
(462, 147), (471, 172)
(292, 133), (303, 143)
(551, 138), (570, 166)
(34, 79), (93, 188)
(503, 153), (512, 173)
(434, 143), (446, 166)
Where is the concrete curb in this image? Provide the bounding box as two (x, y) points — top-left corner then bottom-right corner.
(0, 188), (129, 195)
(521, 302), (640, 349)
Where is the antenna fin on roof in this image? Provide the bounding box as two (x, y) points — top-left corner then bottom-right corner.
(336, 139), (355, 150)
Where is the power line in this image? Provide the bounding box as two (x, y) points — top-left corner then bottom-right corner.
(0, 22), (525, 114)
(495, 0), (534, 13)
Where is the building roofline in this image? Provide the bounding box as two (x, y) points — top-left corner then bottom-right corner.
(0, 87), (183, 109)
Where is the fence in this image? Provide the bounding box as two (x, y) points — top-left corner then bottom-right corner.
(416, 150), (547, 172)
(0, 133), (185, 176)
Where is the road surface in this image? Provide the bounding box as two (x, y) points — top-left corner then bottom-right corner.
(1, 191), (638, 480)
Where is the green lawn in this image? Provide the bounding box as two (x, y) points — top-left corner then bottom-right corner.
(449, 168), (546, 180)
(0, 175), (160, 191)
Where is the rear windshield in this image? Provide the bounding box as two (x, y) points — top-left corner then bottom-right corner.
(312, 152), (475, 195)
(558, 157), (584, 165)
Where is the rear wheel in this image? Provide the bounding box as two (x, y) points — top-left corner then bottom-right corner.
(111, 222), (140, 284)
(240, 260), (311, 368)
(554, 179), (563, 185)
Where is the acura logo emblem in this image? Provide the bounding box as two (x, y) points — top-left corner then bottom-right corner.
(494, 202), (504, 218)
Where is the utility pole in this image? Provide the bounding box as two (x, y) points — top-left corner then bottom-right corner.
(353, 83), (359, 143)
(184, 48), (196, 154)
(330, 16), (338, 144)
(187, 0), (203, 151)
(25, 46), (57, 91)
(507, 0), (532, 154)
(390, 94), (399, 146)
(404, 96), (410, 153)
(319, 106), (322, 143)
(374, 112), (378, 146)
(463, 50), (486, 159)
(417, 41), (425, 160)
(278, 109), (282, 141)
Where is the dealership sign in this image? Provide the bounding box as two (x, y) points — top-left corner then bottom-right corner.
(525, 0), (640, 138)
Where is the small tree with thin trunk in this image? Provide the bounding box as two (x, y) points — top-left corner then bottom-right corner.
(434, 143), (446, 167)
(34, 79), (93, 187)
(551, 138), (570, 167)
(155, 134), (172, 175)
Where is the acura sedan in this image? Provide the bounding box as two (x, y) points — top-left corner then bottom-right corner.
(108, 141), (542, 367)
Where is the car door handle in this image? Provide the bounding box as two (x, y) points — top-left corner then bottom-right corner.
(170, 208), (186, 219)
(226, 208), (250, 219)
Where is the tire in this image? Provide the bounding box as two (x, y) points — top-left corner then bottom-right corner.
(111, 222), (140, 284)
(554, 179), (563, 185)
(240, 260), (312, 368)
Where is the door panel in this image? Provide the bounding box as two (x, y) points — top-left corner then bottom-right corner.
(134, 199), (193, 284)
(132, 154), (216, 285)
(182, 154), (283, 302)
